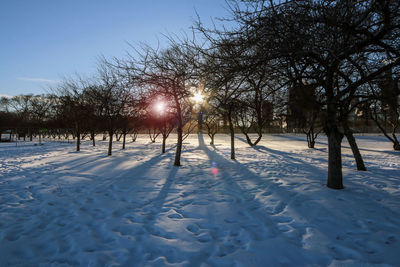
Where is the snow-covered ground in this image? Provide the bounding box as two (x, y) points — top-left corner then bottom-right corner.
(0, 134), (399, 266)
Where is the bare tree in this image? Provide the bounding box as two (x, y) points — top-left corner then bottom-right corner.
(225, 0), (400, 189)
(115, 40), (199, 166)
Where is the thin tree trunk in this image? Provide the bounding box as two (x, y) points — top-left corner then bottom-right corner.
(173, 92), (183, 166)
(131, 132), (137, 142)
(91, 131), (96, 147)
(393, 142), (400, 150)
(122, 132), (126, 150)
(343, 122), (366, 171)
(108, 129), (113, 156)
(228, 110), (235, 160)
(306, 132), (315, 148)
(210, 133), (215, 145)
(306, 127), (316, 148)
(174, 122), (183, 166)
(76, 128), (80, 152)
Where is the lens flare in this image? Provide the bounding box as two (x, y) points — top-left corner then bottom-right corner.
(155, 102), (165, 113)
(192, 92), (203, 103)
(211, 162), (218, 175)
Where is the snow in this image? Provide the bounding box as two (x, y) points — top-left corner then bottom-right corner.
(1, 134), (399, 266)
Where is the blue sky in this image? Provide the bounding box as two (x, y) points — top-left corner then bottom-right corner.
(0, 0), (231, 96)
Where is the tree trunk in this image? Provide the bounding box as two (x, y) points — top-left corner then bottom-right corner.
(122, 132), (126, 150)
(393, 141), (400, 150)
(131, 132), (137, 142)
(326, 125), (344, 189)
(343, 122), (366, 171)
(108, 129), (113, 156)
(162, 135), (166, 153)
(243, 132), (262, 147)
(174, 122), (183, 166)
(210, 133), (215, 145)
(91, 131), (96, 147)
(306, 132), (315, 148)
(76, 129), (80, 152)
(228, 110), (235, 160)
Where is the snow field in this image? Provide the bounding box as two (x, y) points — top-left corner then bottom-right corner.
(0, 134), (399, 266)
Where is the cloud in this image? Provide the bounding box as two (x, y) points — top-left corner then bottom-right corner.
(18, 77), (60, 83)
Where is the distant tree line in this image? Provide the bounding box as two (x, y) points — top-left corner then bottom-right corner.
(1, 0), (399, 190)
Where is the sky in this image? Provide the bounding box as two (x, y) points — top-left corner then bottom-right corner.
(0, 0), (232, 97)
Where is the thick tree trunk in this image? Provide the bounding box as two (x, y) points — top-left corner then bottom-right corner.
(343, 122), (366, 171)
(162, 135), (166, 153)
(108, 129), (113, 156)
(326, 125), (344, 189)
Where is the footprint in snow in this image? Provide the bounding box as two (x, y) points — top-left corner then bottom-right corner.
(186, 224), (200, 235)
(197, 232), (213, 243)
(168, 213), (183, 219)
(273, 215), (293, 223)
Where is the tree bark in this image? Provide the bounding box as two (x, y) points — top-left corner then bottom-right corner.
(306, 132), (315, 148)
(91, 131), (96, 147)
(162, 135), (166, 153)
(76, 128), (80, 152)
(326, 124), (344, 189)
(393, 141), (400, 150)
(343, 122), (366, 171)
(108, 129), (113, 156)
(173, 91), (183, 166)
(122, 132), (126, 150)
(243, 132), (262, 147)
(174, 122), (183, 166)
(228, 109), (235, 160)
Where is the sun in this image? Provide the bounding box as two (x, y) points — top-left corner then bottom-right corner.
(155, 102), (165, 113)
(192, 92), (203, 103)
